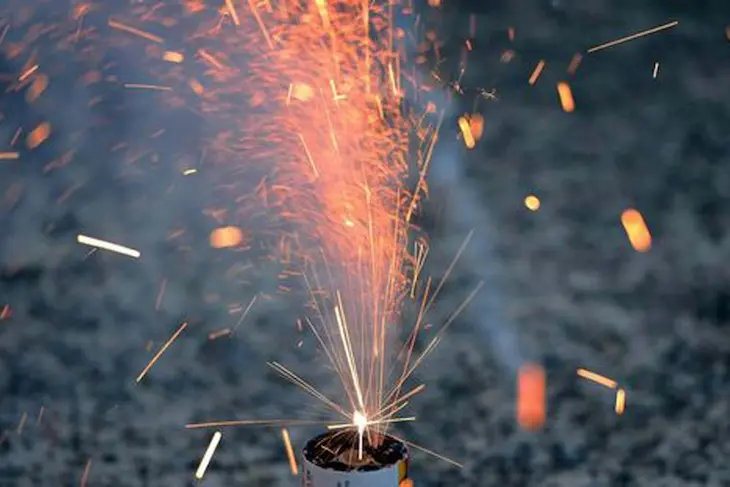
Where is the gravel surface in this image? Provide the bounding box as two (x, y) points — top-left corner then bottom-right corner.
(1, 1), (729, 486)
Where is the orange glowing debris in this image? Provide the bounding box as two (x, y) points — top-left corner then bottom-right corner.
(517, 364), (546, 430)
(281, 428), (298, 475)
(210, 226), (244, 248)
(615, 388), (626, 414)
(0, 305), (11, 320)
(588, 21), (679, 53)
(576, 368), (617, 389)
(400, 480), (414, 487)
(26, 122), (51, 149)
(529, 60), (545, 85)
(25, 73), (48, 103)
(620, 209), (652, 252)
(457, 115), (475, 149)
(163, 51), (184, 63)
(0, 152), (19, 160)
(108, 19), (163, 44)
(557, 82), (575, 113)
(427, 0), (441, 7)
(524, 195), (540, 211)
(508, 27), (515, 41)
(189, 79), (204, 95)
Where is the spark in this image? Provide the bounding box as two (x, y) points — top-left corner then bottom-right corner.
(0, 152), (19, 160)
(224, 0), (241, 26)
(528, 60), (545, 86)
(567, 53), (583, 75)
(557, 82), (575, 113)
(524, 195), (540, 211)
(162, 51), (184, 63)
(155, 279), (167, 311)
(136, 322), (187, 383)
(577, 368), (617, 389)
(587, 20), (679, 53)
(123, 84), (172, 91)
(208, 328), (231, 340)
(621, 208), (652, 252)
(16, 412), (27, 435)
(615, 388), (626, 414)
(18, 64), (39, 82)
(77, 234), (141, 259)
(195, 431), (222, 480)
(185, 419), (330, 429)
(281, 429), (299, 475)
(107, 19), (163, 43)
(80, 459), (92, 487)
(457, 115), (475, 149)
(517, 364), (546, 431)
(0, 304), (11, 320)
(653, 62), (660, 79)
(182, 168), (197, 175)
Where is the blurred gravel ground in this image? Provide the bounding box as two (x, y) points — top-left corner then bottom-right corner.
(1, 0), (729, 486)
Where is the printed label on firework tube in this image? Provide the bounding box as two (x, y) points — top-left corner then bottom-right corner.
(302, 457), (408, 487)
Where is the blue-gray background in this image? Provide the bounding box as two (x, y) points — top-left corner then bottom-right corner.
(1, 0), (729, 485)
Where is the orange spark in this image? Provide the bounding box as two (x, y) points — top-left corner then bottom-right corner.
(108, 19), (163, 43)
(567, 53), (583, 75)
(281, 428), (299, 475)
(26, 122), (51, 149)
(524, 195), (540, 211)
(620, 208), (651, 252)
(136, 322), (188, 382)
(0, 152), (19, 160)
(557, 82), (575, 113)
(210, 226), (244, 248)
(576, 368), (617, 389)
(457, 115), (475, 149)
(517, 364), (546, 431)
(80, 459), (92, 487)
(587, 21), (679, 53)
(615, 388), (626, 415)
(528, 60), (545, 86)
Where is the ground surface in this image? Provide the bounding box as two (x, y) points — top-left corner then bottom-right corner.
(1, 0), (729, 486)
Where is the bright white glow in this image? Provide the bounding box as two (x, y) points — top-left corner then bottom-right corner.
(353, 411), (367, 434)
(195, 431), (222, 479)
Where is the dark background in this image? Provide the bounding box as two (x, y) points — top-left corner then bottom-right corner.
(1, 0), (729, 485)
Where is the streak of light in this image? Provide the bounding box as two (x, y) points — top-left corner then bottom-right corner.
(80, 459), (92, 487)
(0, 152), (19, 160)
(18, 64), (38, 82)
(577, 368), (617, 389)
(620, 208), (652, 252)
(107, 19), (163, 43)
(26, 122), (51, 149)
(281, 429), (298, 475)
(528, 60), (545, 85)
(16, 412), (27, 435)
(136, 322), (188, 383)
(615, 388), (626, 414)
(392, 434), (463, 468)
(182, 168), (197, 175)
(185, 419), (331, 429)
(567, 53), (583, 75)
(195, 431), (222, 480)
(224, 0), (241, 26)
(587, 21), (679, 53)
(524, 195), (540, 211)
(208, 328), (231, 340)
(36, 406), (44, 425)
(457, 116), (475, 149)
(247, 0), (274, 49)
(0, 304), (10, 320)
(653, 62), (659, 79)
(517, 364), (546, 431)
(155, 278), (167, 311)
(557, 82), (575, 113)
(123, 84), (172, 91)
(231, 295), (257, 333)
(77, 234), (141, 258)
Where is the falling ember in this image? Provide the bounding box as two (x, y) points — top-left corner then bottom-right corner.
(528, 60), (545, 86)
(469, 113), (484, 140)
(26, 73), (48, 102)
(517, 364), (546, 431)
(567, 53), (583, 75)
(0, 305), (11, 320)
(0, 152), (19, 160)
(576, 368), (617, 389)
(620, 208), (652, 252)
(557, 82), (575, 113)
(80, 459), (92, 487)
(182, 168), (197, 175)
(77, 234), (141, 258)
(26, 122), (51, 149)
(652, 62), (660, 79)
(458, 115), (476, 149)
(615, 388), (626, 414)
(195, 431), (223, 480)
(210, 226), (244, 248)
(290, 82), (314, 102)
(136, 322), (188, 383)
(524, 195), (540, 211)
(281, 428), (299, 475)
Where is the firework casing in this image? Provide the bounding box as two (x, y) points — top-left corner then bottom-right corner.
(302, 432), (409, 487)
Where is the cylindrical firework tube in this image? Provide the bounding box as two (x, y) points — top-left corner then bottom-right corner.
(301, 431), (410, 487)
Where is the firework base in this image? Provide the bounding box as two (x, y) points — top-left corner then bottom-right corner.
(301, 431), (409, 487)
